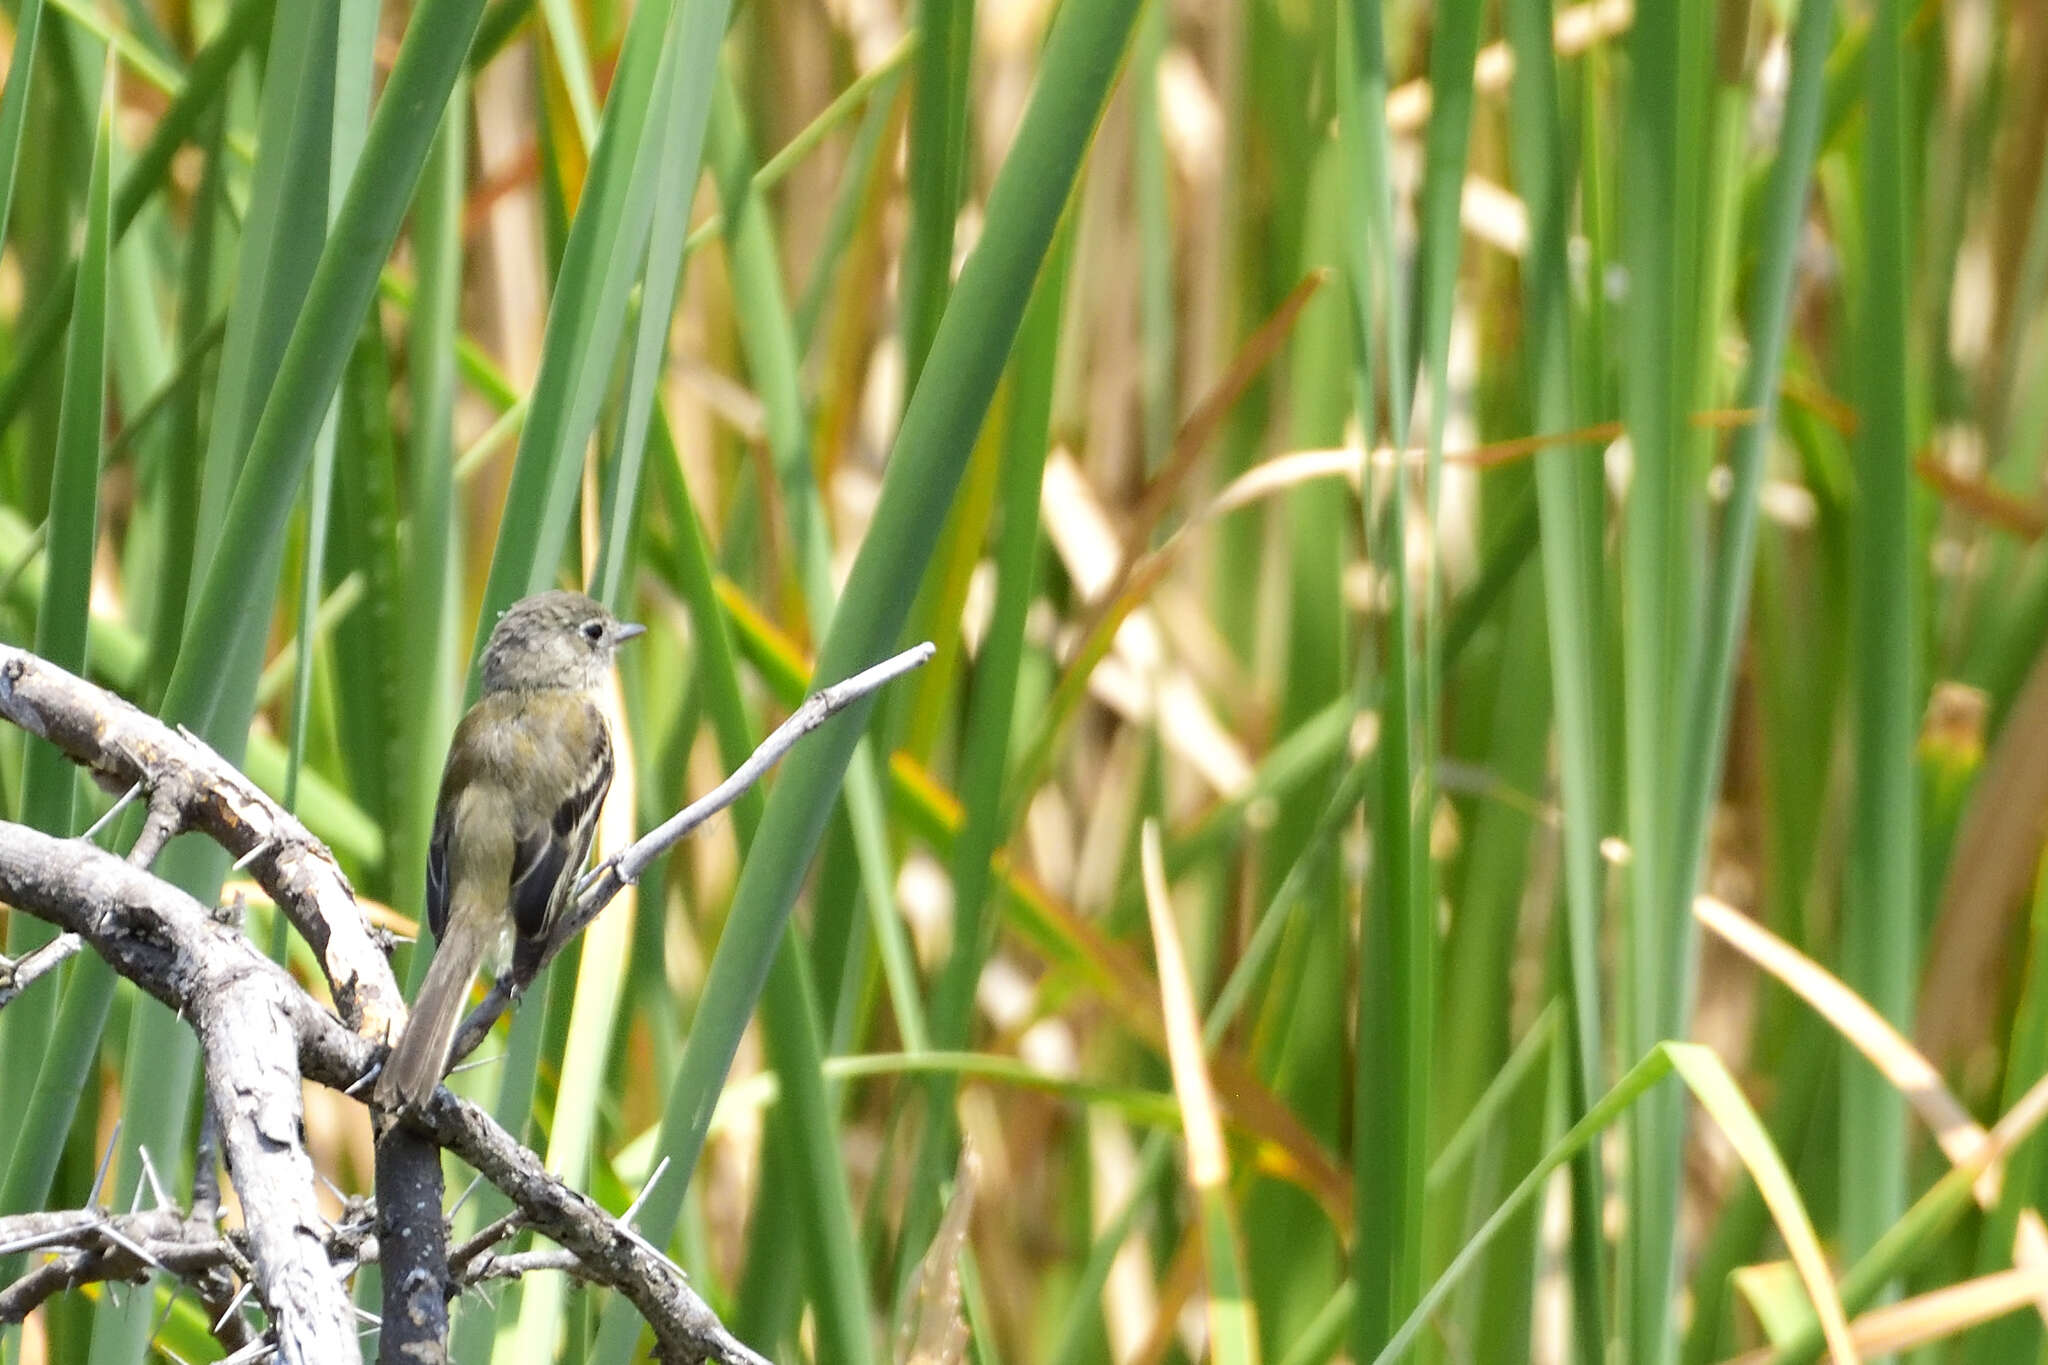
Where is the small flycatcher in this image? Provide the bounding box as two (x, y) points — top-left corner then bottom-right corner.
(377, 589), (645, 1112)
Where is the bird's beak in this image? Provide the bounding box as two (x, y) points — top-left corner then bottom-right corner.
(614, 622), (648, 643)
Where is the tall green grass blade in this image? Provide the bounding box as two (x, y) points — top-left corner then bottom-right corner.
(142, 104), (226, 706)
(1404, 0), (1480, 437)
(1840, 0), (1917, 1274)
(590, 5), (1140, 1357)
(537, 0), (600, 145)
(1276, 1284), (1354, 1365)
(1336, 0), (1426, 1353)
(928, 214), (1069, 1085)
(1501, 1), (1611, 1353)
(1375, 1044), (1846, 1365)
(0, 953), (116, 1282)
(0, 55), (113, 1222)
(309, 412), (393, 873)
(516, 8), (730, 1336)
(0, 17), (87, 1130)
(43, 0), (177, 89)
(162, 0), (488, 736)
(1617, 6), (1715, 1358)
(1133, 0), (1173, 472)
(588, 138), (686, 609)
(192, 0), (336, 572)
(470, 0), (533, 73)
(900, 201), (1076, 1327)
(0, 0), (269, 445)
(1429, 551), (1555, 1355)
(756, 941), (877, 1365)
(472, 0), (727, 637)
(1334, 3), (1405, 450)
(731, 1116), (806, 1357)
(898, 0), (973, 393)
(1198, 1185), (1262, 1365)
(1246, 134), (1351, 1357)
(1663, 8), (1833, 1346)
(0, 0), (49, 264)
(681, 34), (916, 264)
(282, 0), (374, 818)
(792, 65), (902, 352)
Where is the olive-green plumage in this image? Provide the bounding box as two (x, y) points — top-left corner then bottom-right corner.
(377, 590), (644, 1114)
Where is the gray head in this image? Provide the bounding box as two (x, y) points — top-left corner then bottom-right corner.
(479, 590), (646, 693)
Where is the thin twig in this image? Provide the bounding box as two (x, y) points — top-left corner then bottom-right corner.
(447, 1210), (524, 1277)
(462, 1247), (588, 1284)
(0, 1207), (232, 1326)
(0, 932), (82, 1008)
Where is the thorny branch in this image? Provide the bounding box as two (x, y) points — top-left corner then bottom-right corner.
(0, 647), (404, 1038)
(0, 819), (773, 1363)
(0, 1206), (256, 1348)
(0, 822), (363, 1359)
(0, 1200), (624, 1350)
(0, 644), (847, 1365)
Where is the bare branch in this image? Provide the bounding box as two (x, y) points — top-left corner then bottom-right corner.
(127, 791), (183, 870)
(0, 818), (764, 1363)
(0, 1207), (252, 1351)
(449, 640), (937, 1060)
(447, 1211), (524, 1278)
(460, 1247), (587, 1284)
(0, 646), (406, 1041)
(0, 824), (360, 1357)
(395, 1092), (771, 1365)
(0, 931), (82, 1008)
(0, 1193), (591, 1350)
(373, 1126), (449, 1356)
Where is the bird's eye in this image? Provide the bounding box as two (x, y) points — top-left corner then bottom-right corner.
(581, 620), (605, 643)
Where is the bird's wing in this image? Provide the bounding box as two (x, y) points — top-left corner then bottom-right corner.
(426, 806), (452, 941)
(507, 703), (614, 947)
(425, 700), (503, 943)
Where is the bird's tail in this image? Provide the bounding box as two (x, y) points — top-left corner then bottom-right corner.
(377, 900), (494, 1113)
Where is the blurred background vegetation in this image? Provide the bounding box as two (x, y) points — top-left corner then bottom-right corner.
(3, 0), (2048, 1361)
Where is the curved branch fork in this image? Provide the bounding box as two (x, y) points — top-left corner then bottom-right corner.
(0, 645), (406, 1041)
(0, 824), (361, 1356)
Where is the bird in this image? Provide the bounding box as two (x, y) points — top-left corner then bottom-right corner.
(375, 589), (645, 1113)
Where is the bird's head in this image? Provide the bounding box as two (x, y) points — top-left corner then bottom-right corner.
(479, 590), (647, 693)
